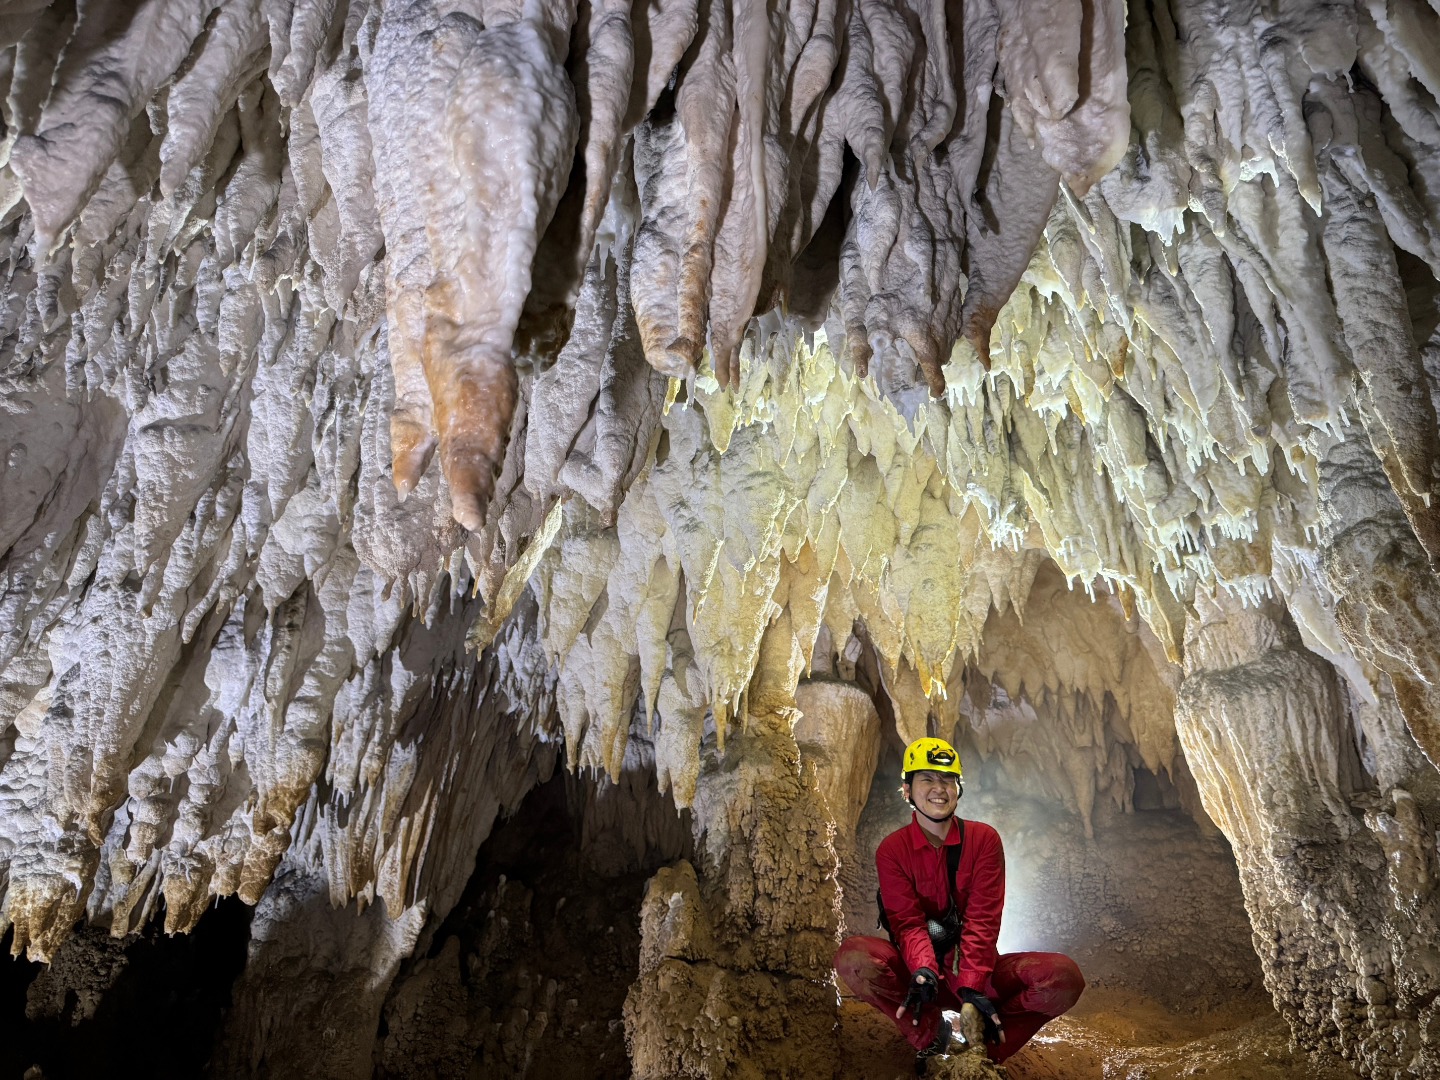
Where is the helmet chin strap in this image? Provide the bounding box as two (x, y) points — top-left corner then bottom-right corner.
(916, 805), (954, 825)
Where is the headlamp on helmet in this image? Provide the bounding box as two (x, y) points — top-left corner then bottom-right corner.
(902, 737), (964, 780)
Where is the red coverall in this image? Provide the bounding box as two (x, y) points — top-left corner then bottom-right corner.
(834, 814), (1084, 1063)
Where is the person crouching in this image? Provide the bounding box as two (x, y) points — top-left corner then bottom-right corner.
(833, 737), (1085, 1070)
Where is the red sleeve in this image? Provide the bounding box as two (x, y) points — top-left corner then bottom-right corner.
(876, 838), (938, 976)
(956, 824), (1005, 993)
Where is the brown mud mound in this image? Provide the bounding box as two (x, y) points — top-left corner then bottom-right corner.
(839, 987), (1363, 1080)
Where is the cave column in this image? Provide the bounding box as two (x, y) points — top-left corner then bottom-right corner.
(792, 677), (882, 922)
(623, 705), (842, 1079)
(1315, 432), (1440, 771)
(1175, 591), (1440, 1077)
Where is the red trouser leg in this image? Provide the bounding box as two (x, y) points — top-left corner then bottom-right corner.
(834, 936), (954, 1052)
(987, 951), (1085, 1063)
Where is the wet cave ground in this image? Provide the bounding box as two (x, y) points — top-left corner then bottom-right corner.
(839, 989), (1362, 1080)
(0, 757), (1365, 1079)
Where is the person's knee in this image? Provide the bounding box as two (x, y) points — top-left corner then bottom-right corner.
(1044, 954), (1085, 1014)
(835, 936), (900, 996)
(833, 937), (875, 993)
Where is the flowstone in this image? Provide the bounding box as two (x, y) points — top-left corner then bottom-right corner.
(212, 864), (425, 1080)
(794, 677), (885, 873)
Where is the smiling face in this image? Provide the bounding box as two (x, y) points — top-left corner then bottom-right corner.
(904, 769), (960, 821)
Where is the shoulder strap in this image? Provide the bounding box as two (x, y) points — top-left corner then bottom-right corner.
(940, 820), (968, 975)
(945, 818), (965, 888)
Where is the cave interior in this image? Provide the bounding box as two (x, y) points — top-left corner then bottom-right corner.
(4, 0), (1440, 1077)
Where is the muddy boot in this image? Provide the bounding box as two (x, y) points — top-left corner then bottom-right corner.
(923, 1050), (1008, 1080)
(914, 1017), (958, 1074)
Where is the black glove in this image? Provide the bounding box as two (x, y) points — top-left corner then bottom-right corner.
(960, 987), (1005, 1044)
(900, 967), (940, 1020)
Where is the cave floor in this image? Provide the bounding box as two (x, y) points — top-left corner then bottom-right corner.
(838, 986), (1362, 1079)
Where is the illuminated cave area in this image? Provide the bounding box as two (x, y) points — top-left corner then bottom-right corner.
(6, 0), (1440, 1077)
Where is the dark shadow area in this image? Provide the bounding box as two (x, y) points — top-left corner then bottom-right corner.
(1130, 763), (1182, 811)
(0, 897), (253, 1080)
(375, 754), (694, 1080)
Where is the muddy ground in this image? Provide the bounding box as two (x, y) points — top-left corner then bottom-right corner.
(838, 985), (1363, 1079)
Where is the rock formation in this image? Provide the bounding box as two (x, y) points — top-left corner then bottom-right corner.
(3, 0), (1440, 1076)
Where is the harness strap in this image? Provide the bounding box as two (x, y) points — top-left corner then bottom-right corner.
(944, 820), (965, 975)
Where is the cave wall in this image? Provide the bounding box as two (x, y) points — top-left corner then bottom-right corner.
(3, 898), (252, 1079)
(1178, 593), (1440, 1075)
(3, 0), (1440, 1076)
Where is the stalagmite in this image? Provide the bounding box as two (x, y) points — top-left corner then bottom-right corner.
(1177, 593), (1440, 1076)
(623, 714), (841, 1079)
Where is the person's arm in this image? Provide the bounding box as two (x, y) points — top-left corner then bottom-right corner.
(956, 825), (1004, 993)
(877, 840), (938, 977)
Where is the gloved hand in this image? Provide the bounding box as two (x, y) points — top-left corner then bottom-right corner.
(895, 967), (939, 1026)
(959, 987), (1005, 1045)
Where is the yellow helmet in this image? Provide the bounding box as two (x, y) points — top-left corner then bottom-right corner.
(902, 737), (963, 780)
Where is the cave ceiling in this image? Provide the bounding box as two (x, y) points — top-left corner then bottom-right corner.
(2, 0), (1440, 1039)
